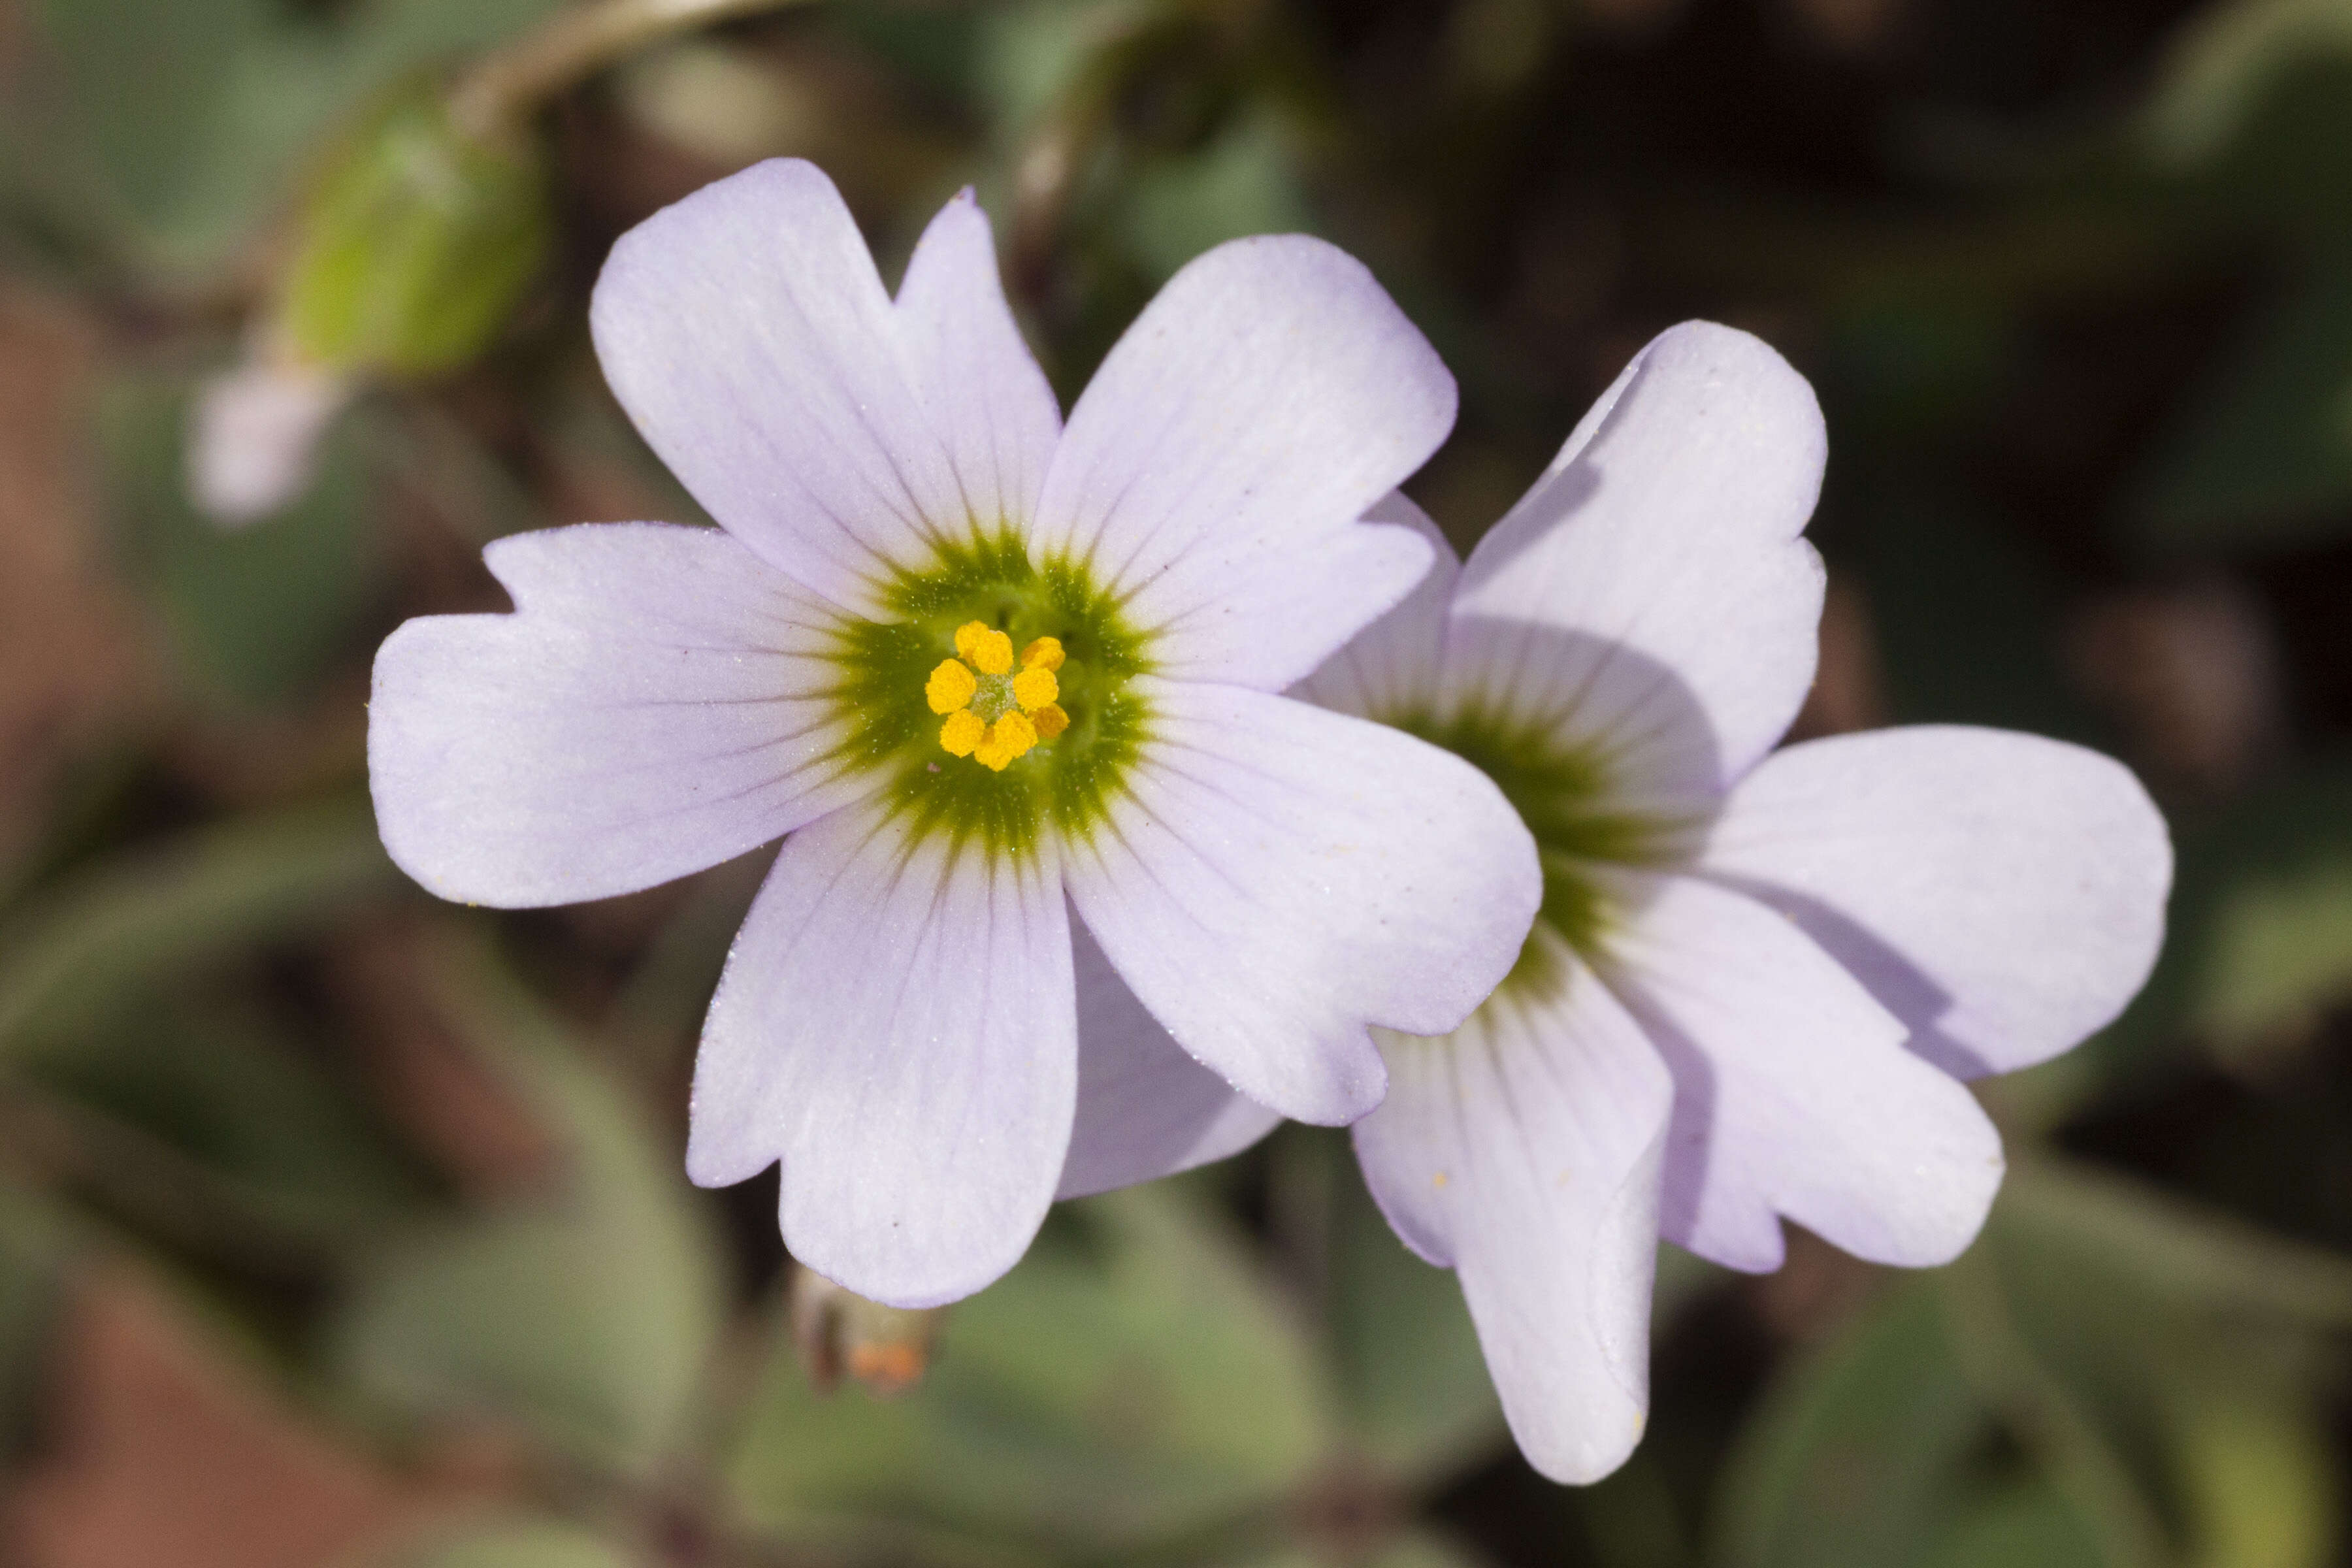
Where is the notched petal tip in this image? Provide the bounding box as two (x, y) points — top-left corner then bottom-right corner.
(682, 1119), (776, 1190)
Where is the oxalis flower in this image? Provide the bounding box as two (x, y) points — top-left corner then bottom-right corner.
(366, 160), (1541, 1308)
(1179, 321), (2168, 1480)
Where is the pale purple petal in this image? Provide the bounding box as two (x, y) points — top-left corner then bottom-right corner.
(1354, 963), (1671, 1482)
(686, 804), (1074, 1309)
(1699, 727), (2172, 1079)
(1056, 912), (1281, 1200)
(1603, 872), (2004, 1272)
(1059, 678), (1541, 1125)
(1448, 322), (1827, 796)
(894, 189), (1062, 531)
(1293, 491), (1461, 721)
(589, 159), (964, 612)
(1029, 237), (1455, 691)
(368, 523), (874, 907)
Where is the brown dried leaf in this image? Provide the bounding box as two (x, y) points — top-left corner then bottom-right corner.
(0, 290), (153, 866)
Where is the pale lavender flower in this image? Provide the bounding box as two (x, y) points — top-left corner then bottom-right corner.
(1160, 321), (2173, 1480)
(365, 160), (1541, 1309)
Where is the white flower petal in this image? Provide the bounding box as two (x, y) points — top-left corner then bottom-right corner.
(1030, 237), (1455, 691)
(686, 804), (1074, 1309)
(1293, 491), (1461, 721)
(894, 189), (1062, 532)
(1448, 321), (1827, 792)
(1604, 872), (2005, 1273)
(1056, 912), (1281, 1200)
(1354, 962), (1671, 1483)
(589, 159), (964, 612)
(1060, 677), (1541, 1125)
(1701, 727), (2172, 1079)
(368, 523), (872, 907)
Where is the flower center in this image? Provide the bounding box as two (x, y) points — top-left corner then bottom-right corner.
(925, 623), (1071, 771)
(823, 530), (1151, 855)
(1391, 707), (1690, 992)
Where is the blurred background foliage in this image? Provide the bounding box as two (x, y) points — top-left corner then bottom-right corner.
(4, 0), (2352, 1563)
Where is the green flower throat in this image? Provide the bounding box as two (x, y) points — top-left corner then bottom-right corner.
(1392, 708), (1683, 992)
(825, 531), (1150, 856)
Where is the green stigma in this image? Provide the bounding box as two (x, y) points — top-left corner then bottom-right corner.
(822, 528), (1151, 857)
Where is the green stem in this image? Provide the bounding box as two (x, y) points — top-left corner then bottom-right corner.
(449, 0), (818, 137)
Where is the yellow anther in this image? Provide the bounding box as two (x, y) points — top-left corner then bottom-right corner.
(1011, 665), (1059, 711)
(925, 659), (977, 715)
(973, 711), (1039, 772)
(939, 710), (984, 757)
(930, 627), (1068, 765)
(955, 621), (1013, 676)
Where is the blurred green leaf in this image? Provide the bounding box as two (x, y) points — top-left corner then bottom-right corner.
(1948, 1227), (2195, 1568)
(2195, 849), (2352, 1042)
(20, 997), (423, 1252)
(0, 795), (396, 1056)
(729, 1184), (1335, 1559)
(2144, 0), (2352, 170)
(0, 1182), (76, 1455)
(1369, 1533), (1498, 1568)
(22, 0), (566, 280)
(2174, 1392), (2340, 1568)
(377, 1516), (642, 1568)
(1993, 1155), (2352, 1347)
(821, 3), (990, 103)
(2106, 756), (2352, 1074)
(2130, 265), (2352, 554)
(98, 372), (386, 706)
(1842, 489), (2104, 747)
(976, 0), (1150, 136)
(1923, 1480), (2104, 1568)
(1961, 1159), (2352, 1568)
(332, 939), (727, 1477)
(29, 0), (287, 274)
(1122, 112), (1314, 282)
(1218, 1529), (1497, 1568)
(1710, 1281), (1989, 1568)
(282, 87), (549, 376)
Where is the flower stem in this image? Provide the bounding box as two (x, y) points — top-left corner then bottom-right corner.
(449, 0), (817, 138)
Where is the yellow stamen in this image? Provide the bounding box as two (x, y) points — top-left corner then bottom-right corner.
(955, 621), (1014, 676)
(932, 627), (1068, 766)
(939, 710), (984, 756)
(1011, 665), (1058, 711)
(925, 659), (977, 715)
(973, 711), (1039, 771)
